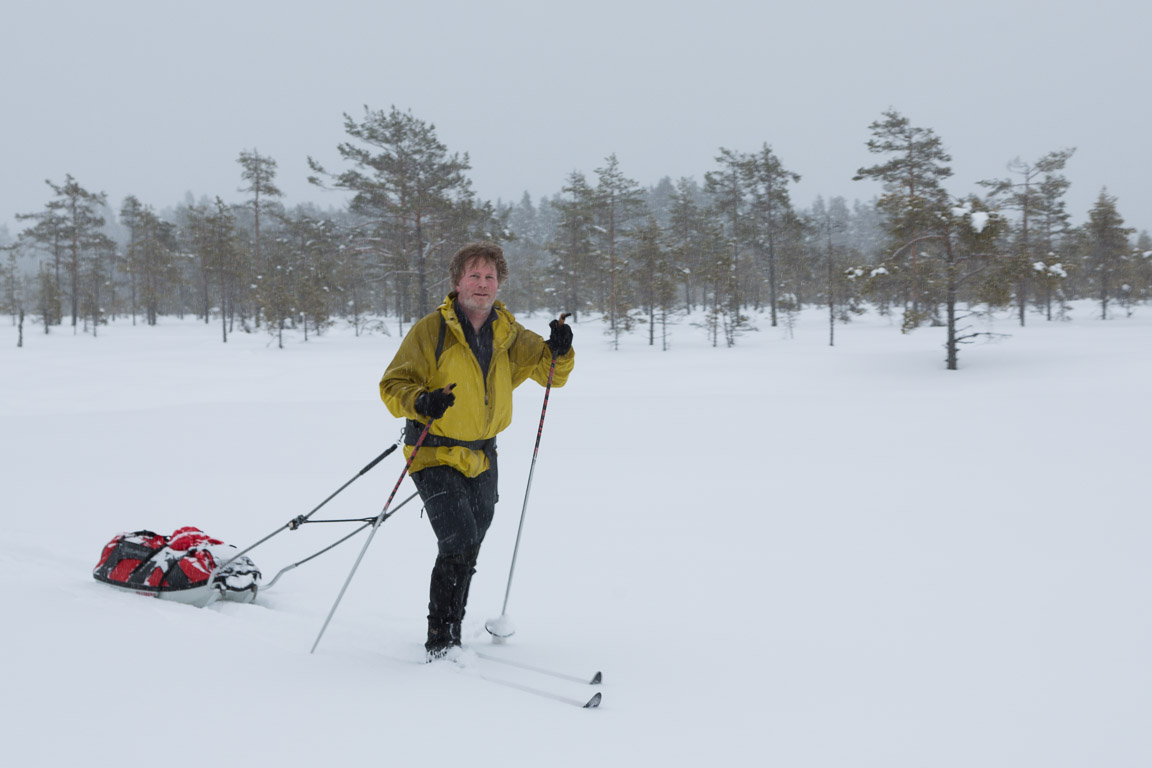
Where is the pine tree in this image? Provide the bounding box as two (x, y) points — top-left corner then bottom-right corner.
(1084, 190), (1133, 319)
(742, 144), (800, 327)
(942, 196), (1012, 369)
(328, 209), (374, 336)
(238, 149), (284, 327)
(810, 196), (863, 346)
(704, 148), (749, 314)
(665, 177), (707, 312)
(548, 172), (596, 321)
(36, 264), (60, 335)
(504, 193), (555, 315)
(772, 209), (811, 337)
(645, 176), (677, 229)
(281, 209), (338, 340)
(979, 148), (1075, 325)
(696, 219), (728, 347)
(141, 209), (177, 326)
(630, 216), (678, 348)
(3, 246), (27, 347)
(238, 149), (283, 257)
(19, 176), (112, 331)
(848, 199), (887, 264)
(13, 205), (66, 328)
(119, 196), (145, 323)
(259, 231), (297, 349)
(79, 236), (116, 336)
(1125, 231), (1152, 311)
(55, 176), (112, 332)
(120, 197), (177, 326)
(695, 217), (749, 347)
(592, 154), (647, 349)
(854, 110), (953, 323)
(1031, 160), (1077, 320)
(1, 247), (20, 328)
(186, 198), (243, 342)
(308, 106), (477, 321)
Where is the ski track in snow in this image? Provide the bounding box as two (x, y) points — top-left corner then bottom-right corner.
(2, 303), (1150, 768)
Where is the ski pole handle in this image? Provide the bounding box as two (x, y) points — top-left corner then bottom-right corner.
(358, 444), (398, 476)
(548, 313), (572, 361)
(381, 383), (454, 515)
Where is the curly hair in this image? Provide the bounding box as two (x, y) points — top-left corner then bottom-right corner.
(449, 241), (509, 287)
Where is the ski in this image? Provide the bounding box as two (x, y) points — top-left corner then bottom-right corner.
(394, 647), (604, 709)
(473, 650), (602, 686)
(466, 668), (602, 709)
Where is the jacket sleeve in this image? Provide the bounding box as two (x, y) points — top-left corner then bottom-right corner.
(508, 320), (575, 389)
(379, 317), (438, 420)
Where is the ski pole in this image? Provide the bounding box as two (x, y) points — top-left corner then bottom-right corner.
(311, 384), (455, 654)
(217, 444), (399, 571)
(486, 315), (569, 640)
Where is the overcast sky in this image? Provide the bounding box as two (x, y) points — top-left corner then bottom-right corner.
(4, 0), (1149, 238)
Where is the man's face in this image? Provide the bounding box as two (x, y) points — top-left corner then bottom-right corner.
(455, 257), (500, 316)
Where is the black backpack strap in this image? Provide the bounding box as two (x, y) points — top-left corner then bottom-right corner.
(435, 313), (447, 366)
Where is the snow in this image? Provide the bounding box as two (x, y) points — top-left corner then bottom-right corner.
(485, 613), (515, 638)
(2, 303), (1150, 767)
(951, 203), (990, 233)
(1033, 261), (1068, 279)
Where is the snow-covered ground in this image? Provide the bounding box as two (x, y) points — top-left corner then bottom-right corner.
(2, 303), (1148, 767)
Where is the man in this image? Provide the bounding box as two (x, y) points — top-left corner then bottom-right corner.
(379, 242), (574, 660)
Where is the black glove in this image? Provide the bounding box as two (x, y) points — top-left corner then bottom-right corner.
(546, 319), (573, 357)
(414, 387), (456, 420)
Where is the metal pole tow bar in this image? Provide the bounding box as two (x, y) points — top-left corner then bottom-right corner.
(216, 444), (399, 573)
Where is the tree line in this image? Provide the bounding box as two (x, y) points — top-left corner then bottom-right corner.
(3, 106), (1150, 366)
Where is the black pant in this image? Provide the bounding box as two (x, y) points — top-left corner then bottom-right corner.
(411, 459), (499, 556)
(411, 458), (499, 637)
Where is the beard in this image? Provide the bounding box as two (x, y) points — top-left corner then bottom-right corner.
(456, 290), (496, 316)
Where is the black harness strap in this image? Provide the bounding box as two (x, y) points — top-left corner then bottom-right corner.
(404, 419), (496, 455)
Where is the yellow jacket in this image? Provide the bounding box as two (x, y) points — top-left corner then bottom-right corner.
(379, 294), (575, 477)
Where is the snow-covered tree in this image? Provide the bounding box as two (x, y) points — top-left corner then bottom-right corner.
(593, 154), (647, 350)
(980, 148), (1075, 325)
(237, 149), (284, 325)
(18, 176), (112, 331)
(547, 172), (596, 322)
(854, 110), (953, 322)
(185, 197), (243, 342)
(742, 144), (800, 326)
(308, 106), (478, 321)
(1083, 190), (1133, 319)
(629, 216), (679, 349)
